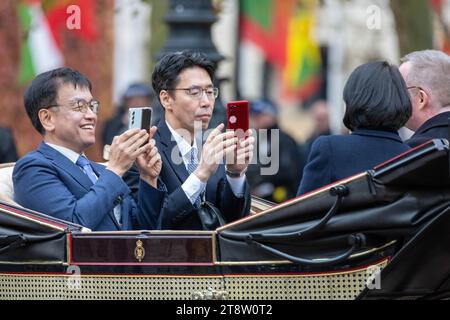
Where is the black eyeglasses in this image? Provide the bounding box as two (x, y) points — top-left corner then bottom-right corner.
(406, 86), (427, 98)
(165, 86), (219, 100)
(47, 99), (100, 114)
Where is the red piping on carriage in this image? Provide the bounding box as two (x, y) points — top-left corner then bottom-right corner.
(0, 203), (69, 230)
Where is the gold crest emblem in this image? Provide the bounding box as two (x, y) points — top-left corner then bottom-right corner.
(134, 239), (145, 262)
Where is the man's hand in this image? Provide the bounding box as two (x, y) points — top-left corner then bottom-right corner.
(194, 123), (238, 182)
(106, 128), (150, 177)
(226, 129), (255, 175)
(136, 126), (162, 188)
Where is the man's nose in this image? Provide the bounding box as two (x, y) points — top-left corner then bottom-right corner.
(200, 90), (211, 106)
(85, 107), (97, 119)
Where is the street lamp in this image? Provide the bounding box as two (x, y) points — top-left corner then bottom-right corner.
(156, 0), (226, 127)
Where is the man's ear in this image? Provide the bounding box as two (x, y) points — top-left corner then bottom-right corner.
(160, 90), (172, 111)
(418, 89), (430, 110)
(38, 109), (55, 132)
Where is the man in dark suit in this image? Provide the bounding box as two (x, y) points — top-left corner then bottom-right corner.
(0, 126), (18, 164)
(399, 50), (450, 147)
(151, 51), (254, 230)
(13, 67), (165, 231)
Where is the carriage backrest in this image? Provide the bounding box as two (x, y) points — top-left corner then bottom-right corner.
(0, 163), (17, 206)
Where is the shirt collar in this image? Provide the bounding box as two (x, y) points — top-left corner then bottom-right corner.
(44, 142), (84, 164)
(165, 121), (198, 158)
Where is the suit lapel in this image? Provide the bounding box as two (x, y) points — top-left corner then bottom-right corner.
(157, 119), (190, 183)
(38, 143), (93, 191)
(91, 161), (124, 230)
(38, 143), (122, 230)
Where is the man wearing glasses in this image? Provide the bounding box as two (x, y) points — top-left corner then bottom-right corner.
(399, 50), (450, 147)
(150, 51), (254, 230)
(13, 67), (165, 231)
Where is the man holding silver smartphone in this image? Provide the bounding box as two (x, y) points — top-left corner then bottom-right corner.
(13, 67), (165, 231)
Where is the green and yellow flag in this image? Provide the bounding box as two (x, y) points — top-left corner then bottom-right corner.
(240, 0), (321, 100)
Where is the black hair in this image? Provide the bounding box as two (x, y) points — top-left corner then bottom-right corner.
(343, 61), (412, 131)
(24, 67), (92, 134)
(151, 50), (215, 102)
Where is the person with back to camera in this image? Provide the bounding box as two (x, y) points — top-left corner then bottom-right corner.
(297, 61), (412, 195)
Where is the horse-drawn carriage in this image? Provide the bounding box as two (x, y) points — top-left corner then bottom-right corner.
(1, 139), (450, 300)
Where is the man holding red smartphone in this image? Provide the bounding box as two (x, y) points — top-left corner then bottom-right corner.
(150, 51), (254, 230)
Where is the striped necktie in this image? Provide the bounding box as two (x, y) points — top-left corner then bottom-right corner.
(186, 148), (202, 207)
(76, 155), (98, 184)
(76, 155), (122, 225)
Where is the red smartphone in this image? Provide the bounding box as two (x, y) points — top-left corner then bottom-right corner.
(227, 100), (249, 140)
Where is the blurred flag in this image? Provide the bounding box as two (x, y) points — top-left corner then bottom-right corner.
(240, 0), (321, 100)
(17, 0), (98, 85)
(429, 0), (450, 54)
(17, 0), (63, 84)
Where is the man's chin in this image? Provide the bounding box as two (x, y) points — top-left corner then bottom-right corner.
(201, 117), (213, 128)
(82, 139), (96, 150)
(192, 120), (210, 132)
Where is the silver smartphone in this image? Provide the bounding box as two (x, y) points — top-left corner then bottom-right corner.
(128, 107), (152, 133)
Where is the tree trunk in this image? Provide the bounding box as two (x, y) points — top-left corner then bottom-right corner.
(391, 0), (434, 57)
(0, 1), (37, 158)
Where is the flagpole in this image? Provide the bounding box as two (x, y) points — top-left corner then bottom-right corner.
(325, 0), (345, 135)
